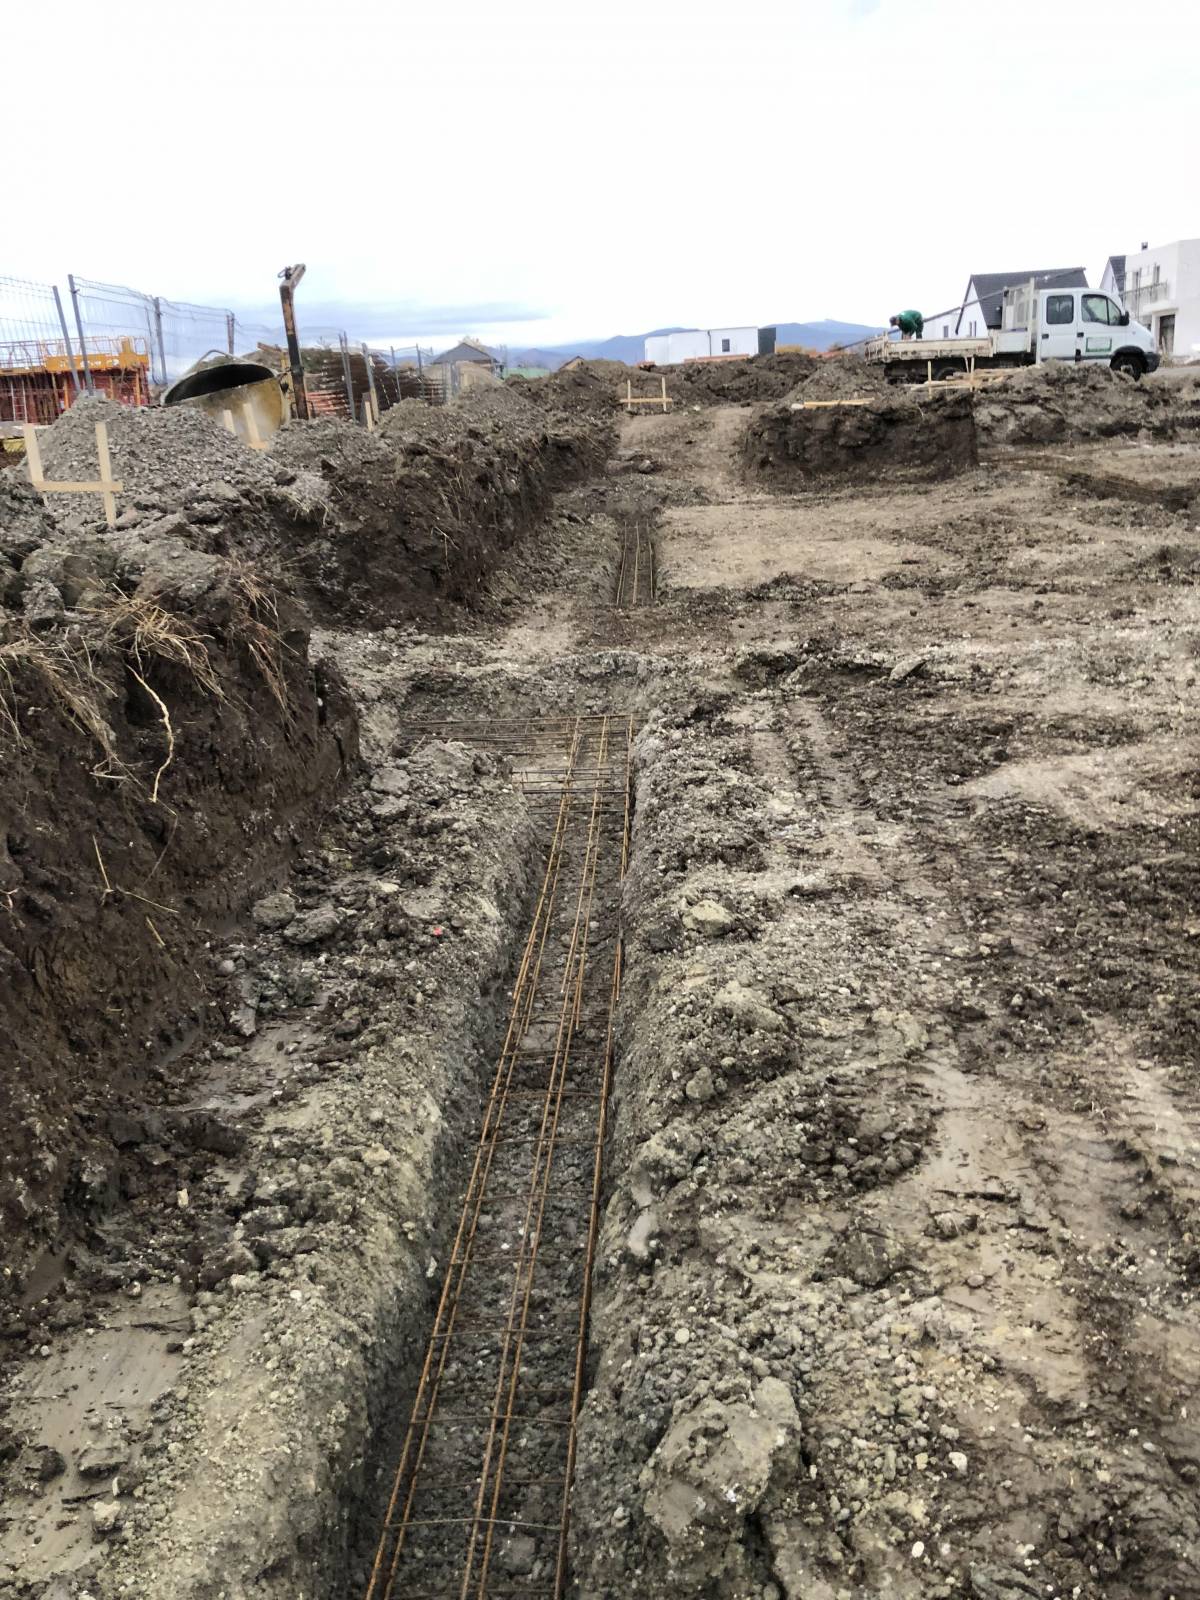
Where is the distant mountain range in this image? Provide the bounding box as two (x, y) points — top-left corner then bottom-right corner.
(495, 320), (882, 369)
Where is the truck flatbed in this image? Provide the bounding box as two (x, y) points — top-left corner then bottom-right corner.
(863, 334), (992, 363)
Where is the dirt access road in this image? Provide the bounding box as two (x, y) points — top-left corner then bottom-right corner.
(3, 385), (1198, 1600)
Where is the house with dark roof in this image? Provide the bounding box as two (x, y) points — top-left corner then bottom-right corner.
(930, 268), (1090, 339)
(428, 337), (501, 399)
(430, 337), (499, 370)
(1100, 255), (1127, 300)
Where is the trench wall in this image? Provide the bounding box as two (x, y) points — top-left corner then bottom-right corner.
(0, 560), (356, 1280)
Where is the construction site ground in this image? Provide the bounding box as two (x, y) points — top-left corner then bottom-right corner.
(2, 367), (1199, 1600)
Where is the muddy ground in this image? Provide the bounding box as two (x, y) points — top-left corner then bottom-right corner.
(2, 365), (1199, 1600)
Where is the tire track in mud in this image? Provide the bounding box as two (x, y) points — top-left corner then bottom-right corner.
(763, 685), (1200, 1597)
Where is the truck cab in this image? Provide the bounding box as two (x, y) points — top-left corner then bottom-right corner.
(998, 284), (1159, 376)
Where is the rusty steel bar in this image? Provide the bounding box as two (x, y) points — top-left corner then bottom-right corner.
(465, 722), (615, 1598)
(364, 712), (631, 1600)
(556, 715), (633, 1590)
(367, 719), (590, 1600)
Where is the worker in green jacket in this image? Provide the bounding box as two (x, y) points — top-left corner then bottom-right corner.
(890, 309), (924, 340)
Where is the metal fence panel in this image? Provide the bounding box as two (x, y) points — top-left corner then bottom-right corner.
(4, 268), (443, 419)
(0, 274), (83, 423)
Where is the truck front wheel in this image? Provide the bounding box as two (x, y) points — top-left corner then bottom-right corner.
(1111, 352), (1146, 379)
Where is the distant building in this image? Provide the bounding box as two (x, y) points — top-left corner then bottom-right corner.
(559, 355), (586, 371)
(644, 326), (775, 364)
(933, 268), (1089, 340)
(1102, 239), (1200, 358)
(429, 336), (500, 398)
(1100, 255), (1127, 300)
(430, 337), (497, 369)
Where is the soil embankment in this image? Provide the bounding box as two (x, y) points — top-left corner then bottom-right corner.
(36, 391), (614, 629)
(741, 364), (1200, 486)
(1, 476), (354, 1279)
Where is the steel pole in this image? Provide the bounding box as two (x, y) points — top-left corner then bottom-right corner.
(361, 341), (380, 421)
(277, 264), (308, 421)
(152, 297), (168, 387)
(67, 275), (95, 395)
(339, 332), (355, 420)
(226, 311), (236, 356)
(52, 285), (83, 397)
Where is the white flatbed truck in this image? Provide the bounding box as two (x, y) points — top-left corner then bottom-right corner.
(865, 281), (1159, 382)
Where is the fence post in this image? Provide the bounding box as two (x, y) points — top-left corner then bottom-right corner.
(339, 332), (355, 420)
(361, 341), (380, 423)
(67, 274), (95, 395)
(226, 312), (236, 356)
(51, 286), (83, 397)
(152, 297), (168, 386)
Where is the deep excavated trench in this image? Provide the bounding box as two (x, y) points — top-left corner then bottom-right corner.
(345, 522), (661, 1599)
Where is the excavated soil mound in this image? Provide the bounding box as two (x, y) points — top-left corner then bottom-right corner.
(788, 355), (891, 402)
(29, 392), (614, 629)
(522, 354), (821, 413)
(0, 512), (355, 1278)
(275, 387), (614, 623)
(665, 353), (819, 406)
(742, 366), (1200, 486)
(35, 396), (328, 514)
(974, 362), (1200, 446)
(742, 388), (978, 484)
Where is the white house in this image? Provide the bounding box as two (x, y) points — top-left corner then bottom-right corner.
(1102, 239), (1200, 358)
(644, 326), (762, 364)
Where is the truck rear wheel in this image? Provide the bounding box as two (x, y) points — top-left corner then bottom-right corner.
(1111, 352), (1146, 379)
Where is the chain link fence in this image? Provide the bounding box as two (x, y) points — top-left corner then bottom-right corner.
(1, 270), (445, 425)
(0, 275), (84, 424)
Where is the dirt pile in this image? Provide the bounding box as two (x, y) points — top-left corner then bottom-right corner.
(664, 353), (819, 407)
(974, 363), (1200, 446)
(0, 507), (355, 1280)
(740, 366), (1200, 486)
(742, 387), (978, 484)
(35, 395), (329, 516)
(788, 354), (891, 402)
(275, 385), (614, 622)
(29, 390), (615, 629)
(521, 354), (822, 413)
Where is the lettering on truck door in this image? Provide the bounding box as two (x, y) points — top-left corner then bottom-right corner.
(1080, 293), (1124, 360)
(1040, 292), (1080, 362)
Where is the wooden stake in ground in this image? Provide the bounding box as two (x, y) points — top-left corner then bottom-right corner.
(622, 378), (673, 413)
(23, 421), (123, 528)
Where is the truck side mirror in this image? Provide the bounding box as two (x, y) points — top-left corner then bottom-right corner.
(1119, 310), (1130, 326)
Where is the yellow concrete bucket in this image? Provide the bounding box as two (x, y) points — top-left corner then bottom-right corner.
(162, 362), (285, 447)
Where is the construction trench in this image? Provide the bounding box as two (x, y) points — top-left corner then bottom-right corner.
(2, 359), (1200, 1600)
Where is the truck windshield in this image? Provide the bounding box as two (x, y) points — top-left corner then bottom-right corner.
(1082, 294), (1121, 325)
(1045, 295), (1075, 324)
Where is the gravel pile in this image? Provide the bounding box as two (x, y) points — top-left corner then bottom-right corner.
(35, 396), (327, 512)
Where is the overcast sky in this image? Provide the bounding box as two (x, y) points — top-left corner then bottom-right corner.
(7, 0), (1197, 348)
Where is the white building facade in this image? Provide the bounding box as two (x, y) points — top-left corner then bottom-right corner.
(644, 326), (759, 364)
(1103, 239), (1200, 358)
